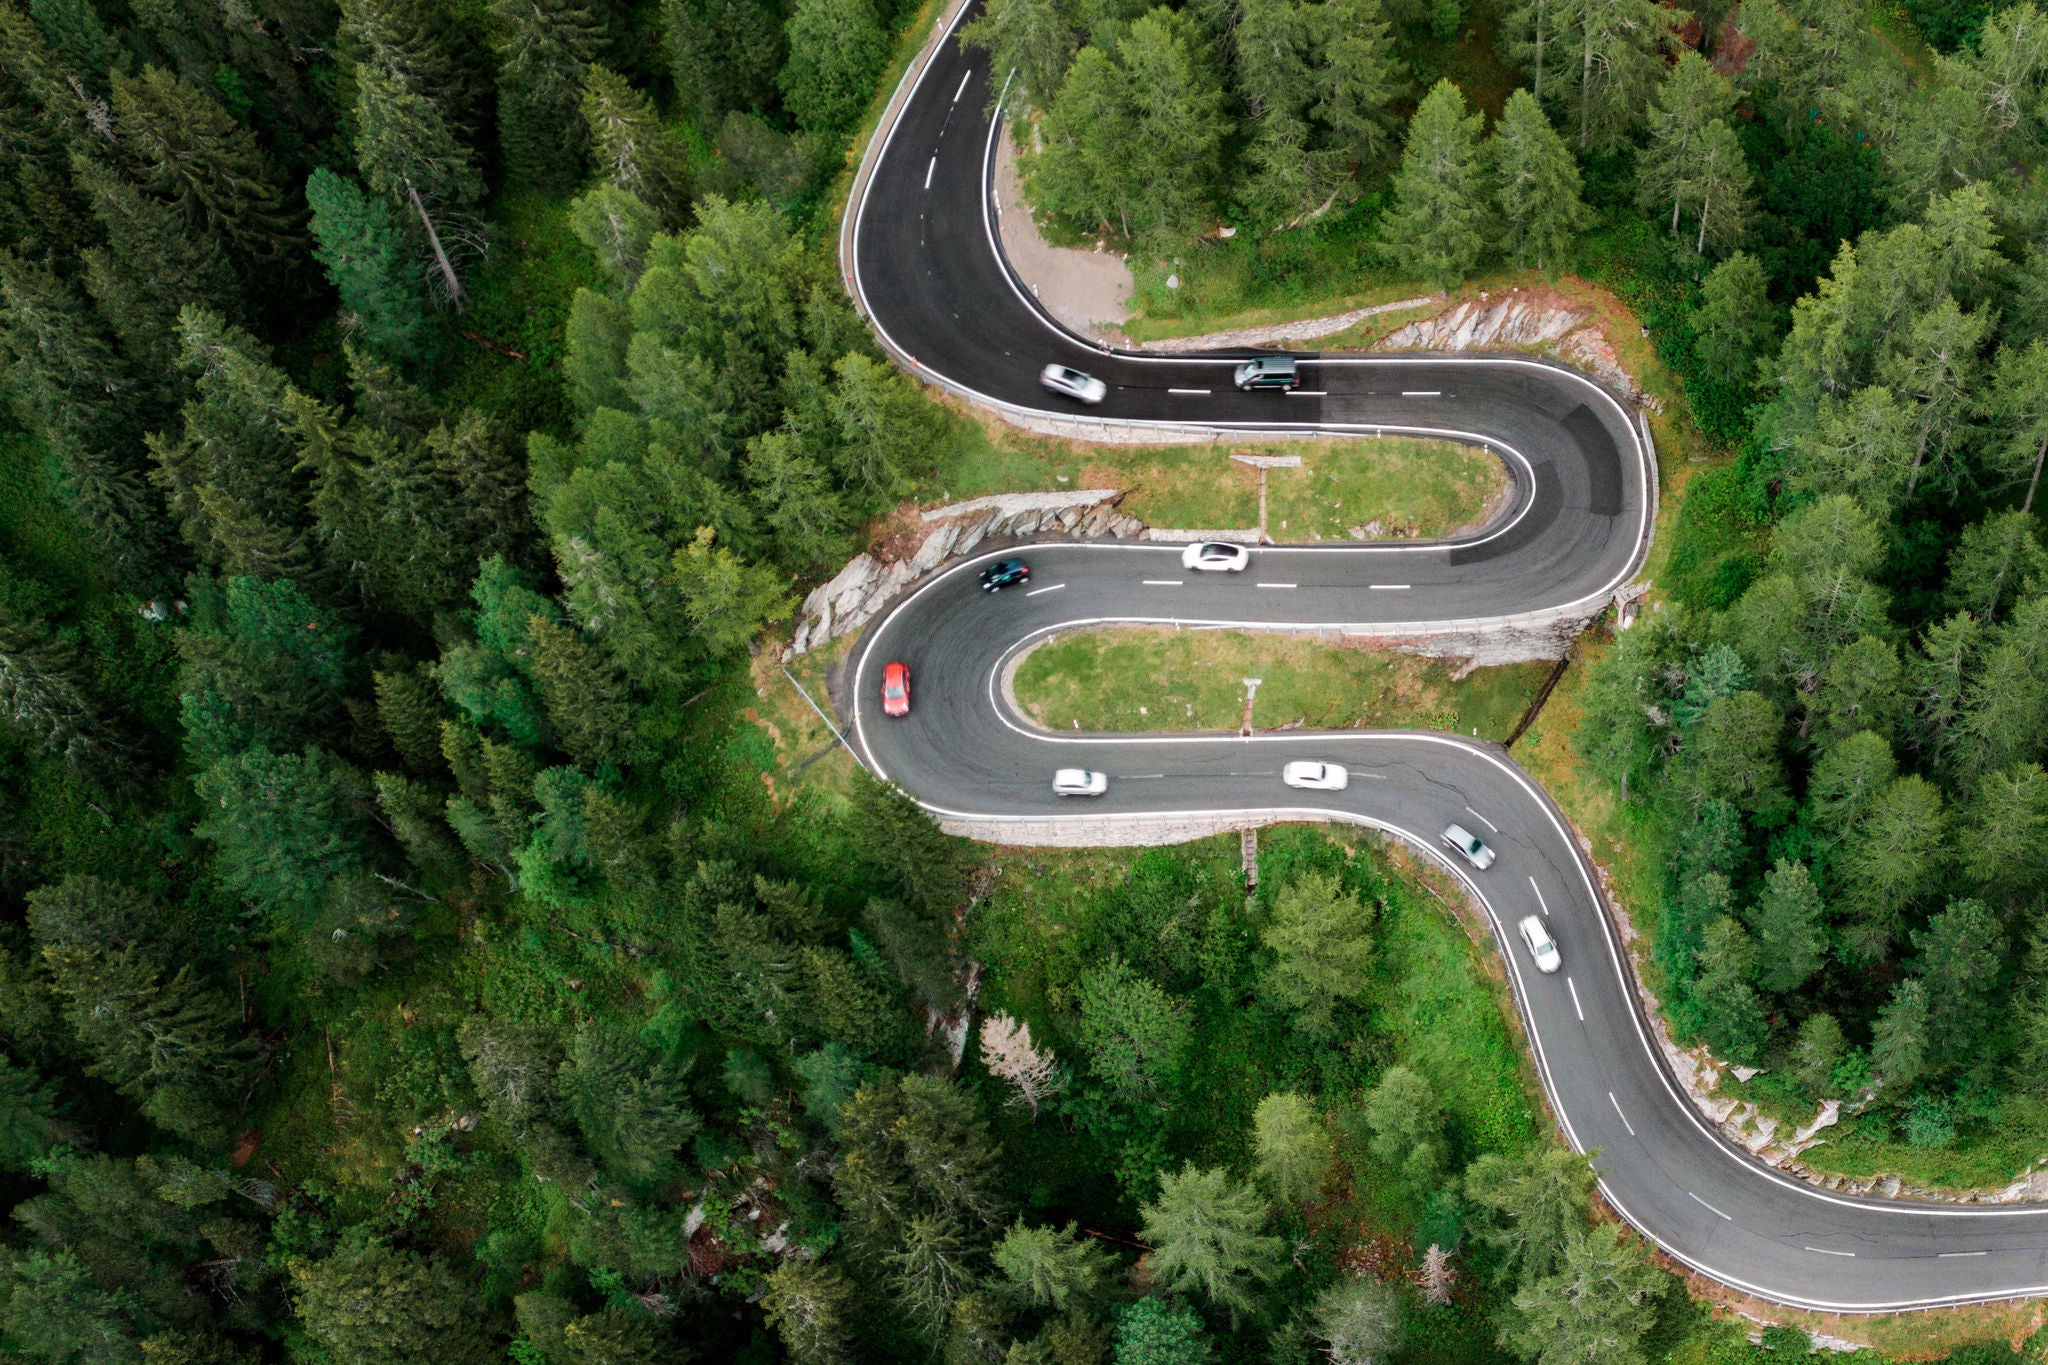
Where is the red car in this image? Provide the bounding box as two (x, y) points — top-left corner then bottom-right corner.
(881, 661), (911, 717)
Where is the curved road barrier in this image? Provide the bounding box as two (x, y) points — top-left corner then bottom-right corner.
(841, 0), (2048, 1314)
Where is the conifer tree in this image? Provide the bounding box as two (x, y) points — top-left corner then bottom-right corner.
(1692, 252), (1775, 388)
(1487, 88), (1588, 270)
(291, 1229), (498, 1365)
(661, 0), (789, 121)
(338, 0), (487, 142)
(351, 55), (485, 308)
(0, 611), (116, 772)
(306, 168), (429, 358)
(581, 66), (694, 227)
(1634, 52), (1733, 236)
(959, 0), (1077, 121)
(1746, 859), (1826, 993)
(110, 67), (301, 275)
(1139, 1164), (1282, 1323)
(763, 1259), (858, 1365)
(1380, 79), (1486, 289)
(1313, 0), (1407, 172)
(490, 0), (608, 188)
(780, 0), (889, 133)
(526, 614), (640, 768)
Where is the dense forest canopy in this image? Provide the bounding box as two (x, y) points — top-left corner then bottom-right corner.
(0, 0), (2044, 1357)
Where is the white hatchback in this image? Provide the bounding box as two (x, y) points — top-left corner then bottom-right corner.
(1040, 364), (1107, 404)
(1181, 541), (1250, 571)
(1518, 914), (1562, 973)
(1282, 761), (1348, 791)
(1053, 768), (1109, 796)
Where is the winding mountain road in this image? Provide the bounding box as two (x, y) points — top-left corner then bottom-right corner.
(838, 0), (2048, 1313)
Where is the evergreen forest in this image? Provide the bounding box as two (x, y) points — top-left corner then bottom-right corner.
(0, 0), (2047, 1358)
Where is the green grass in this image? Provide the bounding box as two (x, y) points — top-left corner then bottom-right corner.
(928, 421), (1504, 538)
(1013, 628), (1554, 739)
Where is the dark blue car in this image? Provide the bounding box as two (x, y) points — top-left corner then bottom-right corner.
(980, 558), (1031, 592)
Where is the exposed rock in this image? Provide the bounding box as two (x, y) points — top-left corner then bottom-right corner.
(1379, 296), (1664, 413)
(1135, 295), (1443, 354)
(786, 489), (1144, 658)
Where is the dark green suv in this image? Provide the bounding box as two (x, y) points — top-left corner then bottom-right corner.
(1233, 355), (1300, 391)
(980, 559), (1031, 592)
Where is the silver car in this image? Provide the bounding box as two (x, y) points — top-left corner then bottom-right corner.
(1181, 541), (1250, 571)
(1040, 364), (1107, 404)
(1441, 823), (1495, 869)
(1518, 915), (1562, 973)
(1282, 761), (1348, 791)
(1053, 768), (1109, 796)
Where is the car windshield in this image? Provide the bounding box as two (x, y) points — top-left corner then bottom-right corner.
(1462, 834), (1482, 853)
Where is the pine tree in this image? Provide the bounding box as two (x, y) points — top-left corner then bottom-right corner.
(490, 0), (608, 188)
(762, 1259), (857, 1365)
(1139, 1164), (1282, 1323)
(1745, 859), (1825, 993)
(1077, 956), (1190, 1103)
(1251, 1091), (1331, 1204)
(1112, 1298), (1207, 1365)
(1464, 1146), (1594, 1284)
(351, 55), (485, 308)
(110, 67), (301, 275)
(148, 308), (319, 581)
(1360, 1065), (1446, 1188)
(1962, 763), (2048, 903)
(1982, 341), (2048, 512)
(1872, 976), (1930, 1090)
(1261, 868), (1375, 1031)
(193, 746), (373, 915)
(1311, 1278), (1404, 1365)
(780, 0), (889, 133)
(291, 1229), (498, 1365)
(1692, 252), (1775, 388)
(1035, 46), (1140, 236)
(1117, 10), (1228, 241)
(560, 1020), (697, 1187)
(992, 1222), (1111, 1311)
(671, 526), (791, 659)
(526, 614), (639, 767)
(567, 185), (660, 288)
(1634, 52), (1733, 236)
(959, 0), (1077, 121)
(306, 169), (429, 357)
(1557, 0), (1672, 152)
(1380, 80), (1486, 289)
(0, 611), (117, 773)
(1789, 1012), (1845, 1094)
(979, 1012), (1067, 1115)
(581, 66), (693, 227)
(1685, 119), (1752, 257)
(373, 664), (448, 777)
(1312, 0), (1406, 172)
(338, 0), (486, 142)
(1503, 1225), (1661, 1365)
(1487, 88), (1588, 270)
(26, 877), (254, 1144)
(660, 0), (789, 122)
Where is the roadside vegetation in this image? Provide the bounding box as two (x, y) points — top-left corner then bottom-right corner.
(1015, 629), (1553, 738)
(936, 422), (1506, 536)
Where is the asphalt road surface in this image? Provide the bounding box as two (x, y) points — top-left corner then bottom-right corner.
(841, 0), (2048, 1313)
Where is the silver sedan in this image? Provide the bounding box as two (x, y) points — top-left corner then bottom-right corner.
(1040, 364), (1107, 404)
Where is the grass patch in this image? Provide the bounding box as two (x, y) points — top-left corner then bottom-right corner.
(1013, 628), (1553, 739)
(929, 418), (1505, 538)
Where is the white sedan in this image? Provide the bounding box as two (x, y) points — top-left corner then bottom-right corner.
(1518, 914), (1562, 973)
(1181, 541), (1250, 571)
(1053, 768), (1109, 796)
(1282, 761), (1349, 791)
(1040, 364), (1107, 404)
(1441, 823), (1496, 870)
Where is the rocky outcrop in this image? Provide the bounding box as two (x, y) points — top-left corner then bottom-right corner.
(1135, 295), (1443, 353)
(785, 490), (1143, 657)
(1379, 294), (1663, 413)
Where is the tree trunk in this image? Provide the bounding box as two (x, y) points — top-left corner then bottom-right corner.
(1534, 0), (1546, 101)
(1581, 23), (1594, 149)
(407, 179), (466, 312)
(1672, 192), (1682, 235)
(2026, 438), (2046, 514)
(1696, 190), (1709, 256)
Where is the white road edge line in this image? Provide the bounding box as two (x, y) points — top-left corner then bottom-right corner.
(1567, 977), (1584, 1022)
(1025, 583), (1065, 597)
(1805, 1247), (1857, 1258)
(1689, 1192), (1733, 1222)
(953, 69), (972, 102)
(1609, 1091), (1636, 1136)
(1167, 387), (1211, 395)
(924, 155), (936, 190)
(1529, 876), (1551, 917)
(1465, 804), (1498, 833)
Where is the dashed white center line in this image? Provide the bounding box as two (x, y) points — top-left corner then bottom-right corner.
(1805, 1247), (1856, 1258)
(1257, 582), (1297, 590)
(924, 155), (937, 189)
(1464, 804), (1498, 833)
(953, 70), (972, 102)
(1287, 389), (1328, 396)
(1369, 584), (1410, 591)
(1167, 387), (1211, 395)
(1025, 583), (1065, 597)
(1608, 1091), (1635, 1136)
(1142, 579), (1183, 586)
(1529, 876), (1551, 917)
(1566, 977), (1584, 1022)
(1401, 389), (1442, 397)
(1688, 1192), (1733, 1221)
(1938, 1250), (1989, 1258)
